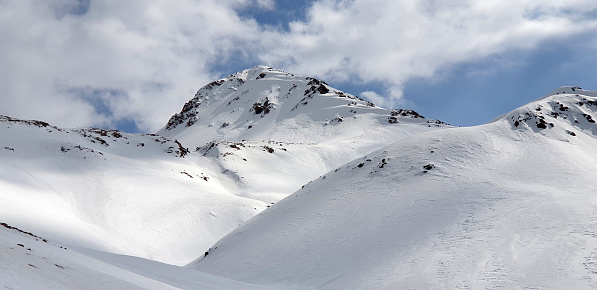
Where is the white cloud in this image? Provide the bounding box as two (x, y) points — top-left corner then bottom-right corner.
(360, 86), (405, 109)
(259, 0), (597, 102)
(360, 91), (385, 106)
(0, 0), (261, 131)
(256, 0), (275, 10)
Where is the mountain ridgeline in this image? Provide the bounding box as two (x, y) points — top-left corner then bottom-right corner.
(157, 65), (446, 147)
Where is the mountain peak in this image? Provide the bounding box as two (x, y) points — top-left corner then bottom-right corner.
(541, 86), (586, 99)
(158, 67), (447, 146)
(495, 87), (597, 138)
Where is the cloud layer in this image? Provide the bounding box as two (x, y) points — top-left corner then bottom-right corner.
(1, 0), (262, 131)
(261, 0), (597, 108)
(2, 0), (597, 131)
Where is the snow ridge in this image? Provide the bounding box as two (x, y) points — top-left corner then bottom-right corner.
(158, 65), (446, 146)
(162, 65), (376, 131)
(498, 88), (597, 138)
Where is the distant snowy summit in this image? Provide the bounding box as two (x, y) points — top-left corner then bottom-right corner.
(157, 65), (447, 146)
(0, 115), (189, 159)
(495, 86), (597, 138)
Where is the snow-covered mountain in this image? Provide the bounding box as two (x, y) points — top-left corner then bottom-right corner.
(158, 65), (445, 144)
(0, 66), (446, 267)
(5, 64), (594, 289)
(157, 65), (449, 203)
(193, 87), (597, 289)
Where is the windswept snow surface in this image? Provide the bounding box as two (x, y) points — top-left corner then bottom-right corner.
(194, 88), (597, 289)
(0, 66), (446, 266)
(0, 223), (169, 290)
(0, 223), (292, 289)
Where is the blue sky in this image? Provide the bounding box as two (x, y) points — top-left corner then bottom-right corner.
(403, 38), (597, 126)
(2, 0), (597, 132)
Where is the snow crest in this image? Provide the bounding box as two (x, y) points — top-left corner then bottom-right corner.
(497, 88), (597, 138)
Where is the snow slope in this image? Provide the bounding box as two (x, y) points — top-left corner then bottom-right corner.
(0, 222), (291, 289)
(193, 87), (597, 289)
(0, 116), (265, 265)
(0, 222), (168, 290)
(0, 66), (446, 266)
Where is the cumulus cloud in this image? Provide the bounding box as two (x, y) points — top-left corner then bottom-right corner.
(2, 0), (597, 132)
(360, 86), (405, 109)
(260, 0), (597, 103)
(360, 91), (385, 106)
(255, 0), (276, 10)
(0, 0), (262, 131)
